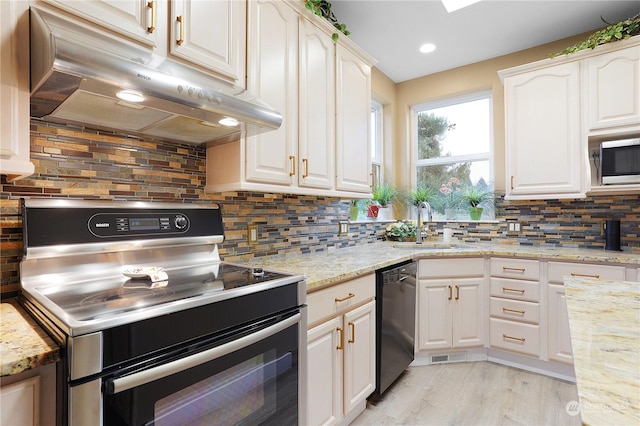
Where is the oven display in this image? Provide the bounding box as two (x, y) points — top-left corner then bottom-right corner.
(130, 218), (160, 231)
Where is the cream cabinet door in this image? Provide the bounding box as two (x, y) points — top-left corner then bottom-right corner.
(343, 300), (375, 415)
(298, 17), (335, 190)
(170, 0), (245, 83)
(0, 0), (33, 181)
(452, 278), (484, 348)
(0, 376), (40, 426)
(335, 44), (372, 193)
(245, 0), (298, 186)
(40, 0), (163, 48)
(586, 43), (640, 131)
(418, 280), (453, 351)
(308, 316), (343, 426)
(547, 284), (573, 364)
(504, 62), (584, 199)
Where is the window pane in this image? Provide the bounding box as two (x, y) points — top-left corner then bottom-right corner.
(417, 97), (490, 160)
(417, 160), (490, 190)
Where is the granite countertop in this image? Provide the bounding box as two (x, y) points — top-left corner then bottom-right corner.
(564, 277), (640, 425)
(0, 299), (60, 377)
(238, 240), (640, 291)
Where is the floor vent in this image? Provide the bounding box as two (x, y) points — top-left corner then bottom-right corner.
(430, 352), (467, 364)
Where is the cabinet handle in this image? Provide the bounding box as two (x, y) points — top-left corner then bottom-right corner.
(503, 334), (526, 342)
(336, 327), (344, 350)
(448, 285), (452, 301)
(335, 293), (355, 303)
(302, 158), (309, 178)
(503, 307), (525, 315)
(455, 285), (460, 300)
(348, 322), (355, 343)
(176, 16), (185, 45)
(147, 1), (156, 33)
(502, 287), (525, 294)
(570, 272), (600, 279)
(289, 155), (296, 176)
(510, 176), (514, 190)
(503, 267), (525, 273)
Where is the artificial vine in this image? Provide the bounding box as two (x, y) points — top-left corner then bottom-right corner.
(304, 0), (350, 42)
(550, 13), (640, 57)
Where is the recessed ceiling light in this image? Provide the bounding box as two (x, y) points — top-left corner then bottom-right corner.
(218, 117), (239, 127)
(441, 0), (482, 13)
(419, 43), (436, 54)
(116, 89), (145, 103)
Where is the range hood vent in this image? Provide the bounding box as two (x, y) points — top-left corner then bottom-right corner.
(29, 8), (282, 145)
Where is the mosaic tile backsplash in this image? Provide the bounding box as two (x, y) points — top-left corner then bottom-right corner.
(1, 121), (638, 295)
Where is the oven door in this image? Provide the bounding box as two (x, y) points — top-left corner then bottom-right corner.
(98, 310), (305, 426)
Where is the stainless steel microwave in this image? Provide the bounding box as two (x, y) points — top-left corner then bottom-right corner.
(600, 138), (640, 185)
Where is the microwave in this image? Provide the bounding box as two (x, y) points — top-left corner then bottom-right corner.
(600, 138), (640, 185)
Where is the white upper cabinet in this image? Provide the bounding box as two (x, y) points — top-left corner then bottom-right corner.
(502, 62), (584, 199)
(500, 36), (640, 199)
(170, 0), (246, 82)
(0, 0), (34, 181)
(585, 43), (640, 132)
(39, 0), (245, 84)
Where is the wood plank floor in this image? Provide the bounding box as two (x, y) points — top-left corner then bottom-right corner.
(353, 361), (582, 425)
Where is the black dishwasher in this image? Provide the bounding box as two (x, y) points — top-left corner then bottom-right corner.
(374, 260), (417, 396)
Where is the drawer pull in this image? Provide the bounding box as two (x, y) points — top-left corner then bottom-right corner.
(503, 334), (526, 342)
(503, 267), (525, 273)
(335, 293), (355, 303)
(503, 307), (525, 315)
(336, 327), (344, 350)
(176, 15), (185, 45)
(455, 285), (460, 300)
(570, 272), (600, 279)
(147, 1), (156, 33)
(448, 285), (452, 301)
(502, 287), (525, 294)
(289, 155), (296, 176)
(302, 158), (309, 178)
(348, 322), (355, 343)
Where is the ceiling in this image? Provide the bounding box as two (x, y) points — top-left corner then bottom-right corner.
(329, 0), (640, 82)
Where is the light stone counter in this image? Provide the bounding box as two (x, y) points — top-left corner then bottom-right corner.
(236, 240), (640, 291)
(1, 299), (60, 377)
(564, 277), (640, 426)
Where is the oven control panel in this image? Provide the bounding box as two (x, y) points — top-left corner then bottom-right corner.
(89, 213), (190, 237)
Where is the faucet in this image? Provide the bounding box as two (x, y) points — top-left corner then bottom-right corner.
(416, 201), (432, 244)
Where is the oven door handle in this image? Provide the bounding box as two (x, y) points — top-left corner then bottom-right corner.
(105, 312), (301, 395)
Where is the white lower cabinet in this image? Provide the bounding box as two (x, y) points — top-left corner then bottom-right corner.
(546, 260), (627, 364)
(0, 376), (40, 426)
(489, 258), (541, 358)
(417, 258), (484, 352)
(307, 274), (376, 425)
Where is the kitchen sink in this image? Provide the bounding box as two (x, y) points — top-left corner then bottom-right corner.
(392, 242), (466, 250)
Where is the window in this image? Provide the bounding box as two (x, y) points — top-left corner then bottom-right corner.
(412, 91), (494, 219)
(371, 100), (383, 187)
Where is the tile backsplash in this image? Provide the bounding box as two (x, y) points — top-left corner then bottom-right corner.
(1, 121), (638, 295)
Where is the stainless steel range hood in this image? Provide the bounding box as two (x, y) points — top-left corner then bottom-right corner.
(29, 7), (282, 146)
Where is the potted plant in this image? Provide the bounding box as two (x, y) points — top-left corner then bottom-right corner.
(385, 221), (418, 242)
(459, 184), (494, 220)
(372, 182), (397, 221)
(438, 177), (462, 220)
(407, 184), (436, 207)
(349, 199), (367, 221)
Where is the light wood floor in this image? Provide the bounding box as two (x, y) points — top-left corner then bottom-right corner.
(353, 361), (581, 426)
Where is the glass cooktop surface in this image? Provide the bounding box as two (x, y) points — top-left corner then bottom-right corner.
(35, 263), (292, 322)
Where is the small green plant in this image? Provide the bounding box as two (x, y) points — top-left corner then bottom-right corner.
(460, 185), (494, 208)
(304, 0), (350, 41)
(406, 184), (437, 207)
(386, 221), (418, 240)
(550, 14), (640, 57)
(372, 182), (397, 207)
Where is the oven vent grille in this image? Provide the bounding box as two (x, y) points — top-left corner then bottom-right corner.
(430, 352), (467, 364)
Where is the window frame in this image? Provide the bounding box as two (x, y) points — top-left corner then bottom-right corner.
(371, 99), (384, 186)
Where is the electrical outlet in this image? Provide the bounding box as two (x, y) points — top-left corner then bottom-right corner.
(507, 221), (521, 233)
(247, 225), (258, 244)
(339, 221), (349, 235)
(600, 221), (606, 236)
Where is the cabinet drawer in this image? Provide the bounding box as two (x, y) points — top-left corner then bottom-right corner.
(490, 318), (539, 357)
(307, 274), (375, 326)
(548, 261), (626, 284)
(490, 297), (539, 324)
(419, 258), (484, 278)
(490, 258), (539, 281)
(490, 277), (539, 302)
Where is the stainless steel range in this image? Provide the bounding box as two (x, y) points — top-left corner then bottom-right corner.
(19, 199), (307, 426)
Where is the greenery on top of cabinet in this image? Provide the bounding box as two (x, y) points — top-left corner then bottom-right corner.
(550, 14), (639, 57)
(304, 0), (350, 41)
